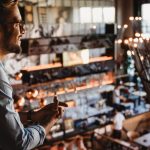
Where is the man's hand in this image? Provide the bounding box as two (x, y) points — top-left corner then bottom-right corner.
(32, 96), (68, 134)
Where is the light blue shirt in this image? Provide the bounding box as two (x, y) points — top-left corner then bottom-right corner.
(0, 62), (46, 150)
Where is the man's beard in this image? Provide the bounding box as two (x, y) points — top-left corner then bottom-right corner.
(3, 27), (22, 55)
(5, 43), (22, 55)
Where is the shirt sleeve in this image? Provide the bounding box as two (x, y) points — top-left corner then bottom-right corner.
(0, 64), (46, 150)
(113, 115), (117, 124)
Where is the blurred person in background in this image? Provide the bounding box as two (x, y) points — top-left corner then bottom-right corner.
(113, 85), (127, 105)
(112, 106), (125, 139)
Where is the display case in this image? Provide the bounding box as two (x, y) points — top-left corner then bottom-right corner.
(9, 33), (116, 146)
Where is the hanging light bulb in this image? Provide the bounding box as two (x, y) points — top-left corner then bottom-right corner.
(124, 39), (129, 44)
(117, 39), (122, 44)
(123, 24), (128, 29)
(129, 16), (134, 21)
(117, 25), (121, 29)
(135, 32), (141, 37)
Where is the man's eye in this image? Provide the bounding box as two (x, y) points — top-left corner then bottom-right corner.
(0, 0), (18, 7)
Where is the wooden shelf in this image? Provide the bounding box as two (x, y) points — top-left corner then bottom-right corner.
(21, 56), (113, 72)
(22, 62), (62, 72)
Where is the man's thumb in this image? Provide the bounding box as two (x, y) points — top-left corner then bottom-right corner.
(53, 94), (58, 105)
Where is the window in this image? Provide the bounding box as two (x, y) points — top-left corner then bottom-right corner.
(92, 7), (103, 23)
(142, 4), (150, 37)
(80, 7), (92, 23)
(80, 7), (115, 24)
(103, 7), (115, 23)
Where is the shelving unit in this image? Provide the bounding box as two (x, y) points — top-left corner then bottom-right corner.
(14, 1), (117, 147)
(10, 32), (116, 146)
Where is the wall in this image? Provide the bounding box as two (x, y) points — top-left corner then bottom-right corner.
(115, 0), (134, 37)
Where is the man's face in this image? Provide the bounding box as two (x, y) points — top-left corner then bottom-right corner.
(0, 5), (25, 54)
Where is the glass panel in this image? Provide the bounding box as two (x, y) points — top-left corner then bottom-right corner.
(103, 7), (115, 23)
(92, 7), (103, 23)
(72, 23), (80, 35)
(142, 4), (150, 37)
(80, 7), (92, 23)
(73, 8), (80, 23)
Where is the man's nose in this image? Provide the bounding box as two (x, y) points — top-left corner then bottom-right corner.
(20, 24), (25, 35)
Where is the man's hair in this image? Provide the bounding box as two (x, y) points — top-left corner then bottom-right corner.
(0, 0), (18, 22)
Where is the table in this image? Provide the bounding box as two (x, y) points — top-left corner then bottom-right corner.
(128, 94), (139, 109)
(132, 91), (147, 97)
(132, 91), (147, 109)
(134, 133), (150, 148)
(124, 82), (136, 87)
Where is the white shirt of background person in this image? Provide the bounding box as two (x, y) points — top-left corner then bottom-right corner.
(113, 112), (125, 130)
(113, 88), (120, 104)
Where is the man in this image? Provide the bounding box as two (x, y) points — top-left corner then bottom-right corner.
(112, 106), (125, 139)
(113, 85), (134, 110)
(0, 0), (67, 150)
(113, 85), (127, 105)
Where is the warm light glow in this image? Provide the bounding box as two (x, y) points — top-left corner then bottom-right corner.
(40, 98), (47, 107)
(134, 43), (138, 48)
(117, 25), (121, 29)
(129, 16), (134, 21)
(117, 39), (122, 44)
(135, 32), (141, 37)
(134, 38), (139, 43)
(129, 38), (133, 42)
(18, 97), (25, 107)
(124, 39), (129, 44)
(140, 56), (144, 61)
(32, 90), (39, 98)
(15, 72), (23, 80)
(92, 25), (96, 29)
(43, 99), (47, 106)
(135, 17), (139, 20)
(127, 50), (132, 56)
(123, 24), (128, 28)
(138, 17), (142, 20)
(132, 51), (135, 55)
(139, 38), (143, 43)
